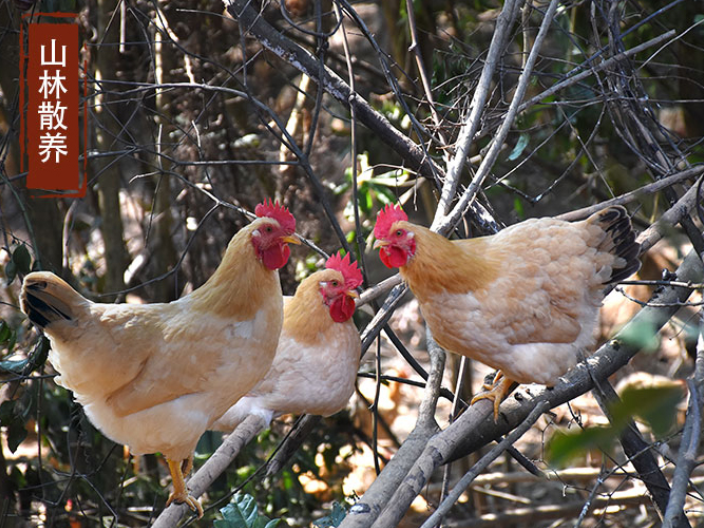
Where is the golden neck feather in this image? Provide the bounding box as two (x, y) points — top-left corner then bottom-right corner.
(189, 220), (280, 319)
(398, 223), (500, 302)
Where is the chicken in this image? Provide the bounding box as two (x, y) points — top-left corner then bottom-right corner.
(211, 251), (362, 432)
(373, 204), (640, 419)
(19, 200), (300, 516)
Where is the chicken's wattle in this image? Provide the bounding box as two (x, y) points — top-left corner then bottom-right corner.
(329, 296), (355, 323)
(261, 244), (291, 270)
(380, 246), (409, 269)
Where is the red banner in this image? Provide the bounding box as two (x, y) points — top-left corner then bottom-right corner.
(22, 18), (85, 196)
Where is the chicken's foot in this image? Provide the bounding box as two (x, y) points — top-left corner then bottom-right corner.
(166, 458), (203, 518)
(470, 371), (515, 421)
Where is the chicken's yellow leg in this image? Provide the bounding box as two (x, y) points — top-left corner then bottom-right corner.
(470, 371), (515, 421)
(181, 454), (194, 477)
(166, 458), (203, 518)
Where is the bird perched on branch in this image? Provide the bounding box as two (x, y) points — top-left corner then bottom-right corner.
(373, 204), (640, 420)
(20, 200), (300, 517)
(211, 251), (363, 432)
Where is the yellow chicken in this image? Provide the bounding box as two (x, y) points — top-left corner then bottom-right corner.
(373, 204), (640, 419)
(20, 200), (299, 516)
(211, 251), (362, 431)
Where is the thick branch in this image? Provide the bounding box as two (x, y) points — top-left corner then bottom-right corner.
(151, 415), (268, 528)
(418, 401), (550, 528)
(339, 331), (445, 528)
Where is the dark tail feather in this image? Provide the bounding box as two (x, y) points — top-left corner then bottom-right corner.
(21, 273), (78, 330)
(588, 206), (641, 284)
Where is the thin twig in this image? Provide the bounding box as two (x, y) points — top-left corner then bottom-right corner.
(432, 0), (521, 225)
(557, 166), (704, 222)
(517, 30), (676, 115)
(404, 0), (449, 159)
(437, 0), (561, 235)
(663, 324), (704, 528)
(421, 401), (550, 528)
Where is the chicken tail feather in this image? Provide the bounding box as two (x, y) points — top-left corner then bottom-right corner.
(587, 206), (641, 284)
(20, 272), (84, 330)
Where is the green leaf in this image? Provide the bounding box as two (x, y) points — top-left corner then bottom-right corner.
(617, 316), (660, 352)
(12, 244), (32, 275)
(5, 260), (16, 285)
(374, 186), (396, 205)
(313, 501), (347, 528)
(6, 420), (27, 453)
(547, 426), (617, 467)
(0, 401), (16, 424)
(513, 197), (524, 220)
(0, 321), (10, 343)
(0, 336), (50, 375)
(548, 384), (686, 466)
(611, 384), (685, 437)
(507, 133), (529, 161)
(0, 357), (29, 375)
(0, 401), (27, 453)
(214, 494), (283, 528)
(5, 329), (17, 354)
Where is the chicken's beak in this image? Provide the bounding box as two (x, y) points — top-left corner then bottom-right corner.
(282, 234), (302, 245)
(346, 290), (360, 299)
(372, 239), (388, 249)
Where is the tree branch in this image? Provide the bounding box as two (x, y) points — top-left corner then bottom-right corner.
(662, 329), (704, 528)
(150, 415), (268, 528)
(436, 0), (561, 236)
(433, 0), (521, 224)
(339, 331), (445, 528)
(419, 401), (550, 528)
(222, 0), (434, 180)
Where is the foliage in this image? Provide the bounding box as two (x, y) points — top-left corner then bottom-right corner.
(313, 501), (347, 528)
(547, 384), (687, 467)
(5, 243), (32, 285)
(214, 493), (284, 528)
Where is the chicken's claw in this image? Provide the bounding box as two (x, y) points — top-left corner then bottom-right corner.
(470, 371), (514, 421)
(167, 458), (203, 518)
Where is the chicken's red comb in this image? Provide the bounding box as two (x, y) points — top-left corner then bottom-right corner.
(374, 204), (408, 239)
(326, 251), (363, 290)
(255, 199), (296, 233)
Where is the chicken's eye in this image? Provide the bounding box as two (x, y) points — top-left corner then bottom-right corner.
(396, 229), (403, 236)
(332, 280), (339, 287)
(265, 226), (273, 233)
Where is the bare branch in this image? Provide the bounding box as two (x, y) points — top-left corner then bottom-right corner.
(662, 328), (704, 528)
(151, 415), (268, 528)
(432, 0), (521, 224)
(222, 0), (435, 180)
(436, 0), (561, 236)
(340, 331), (445, 528)
(557, 166), (704, 222)
(420, 401), (550, 528)
(517, 29), (677, 116)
